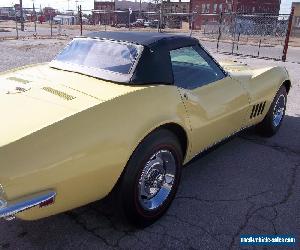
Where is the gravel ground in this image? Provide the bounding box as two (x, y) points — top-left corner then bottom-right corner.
(0, 38), (299, 250)
(0, 38), (69, 72)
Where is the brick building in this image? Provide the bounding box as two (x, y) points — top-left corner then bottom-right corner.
(93, 0), (189, 26)
(292, 2), (300, 37)
(235, 0), (281, 14)
(0, 7), (15, 20)
(43, 7), (57, 21)
(154, 0), (190, 13)
(93, 1), (115, 25)
(190, 0), (281, 29)
(93, 0), (149, 25)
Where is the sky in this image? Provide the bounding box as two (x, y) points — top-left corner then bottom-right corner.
(280, 0), (300, 13)
(1, 0), (299, 13)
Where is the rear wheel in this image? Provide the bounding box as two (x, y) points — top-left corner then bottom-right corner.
(256, 86), (287, 137)
(117, 129), (183, 227)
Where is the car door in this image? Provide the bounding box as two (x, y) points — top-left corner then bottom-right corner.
(170, 45), (250, 157)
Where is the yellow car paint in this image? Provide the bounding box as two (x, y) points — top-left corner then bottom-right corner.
(0, 61), (290, 220)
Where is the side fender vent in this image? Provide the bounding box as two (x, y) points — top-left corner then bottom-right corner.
(250, 101), (266, 119)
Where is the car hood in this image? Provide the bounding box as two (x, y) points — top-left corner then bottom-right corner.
(0, 63), (146, 148)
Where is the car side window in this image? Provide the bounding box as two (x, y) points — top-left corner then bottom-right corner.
(170, 46), (225, 89)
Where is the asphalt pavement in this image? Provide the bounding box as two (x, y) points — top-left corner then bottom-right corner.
(0, 39), (299, 250)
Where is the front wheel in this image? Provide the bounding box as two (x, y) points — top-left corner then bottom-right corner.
(116, 129), (183, 227)
(256, 85), (287, 137)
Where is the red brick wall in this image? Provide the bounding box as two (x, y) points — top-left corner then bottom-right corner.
(94, 2), (115, 11)
(190, 0), (281, 29)
(236, 0), (280, 14)
(93, 2), (115, 25)
(190, 0), (236, 29)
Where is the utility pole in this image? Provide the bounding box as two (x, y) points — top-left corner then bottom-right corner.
(128, 8), (131, 31)
(33, 0), (37, 33)
(50, 13), (53, 36)
(20, 0), (24, 31)
(282, 7), (295, 62)
(139, 0), (142, 18)
(79, 5), (83, 36)
(15, 5), (19, 39)
(159, 0), (163, 32)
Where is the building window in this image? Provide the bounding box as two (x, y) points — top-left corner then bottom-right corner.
(219, 3), (223, 12)
(202, 4), (206, 13)
(296, 17), (300, 27)
(213, 4), (217, 13)
(206, 4), (210, 13)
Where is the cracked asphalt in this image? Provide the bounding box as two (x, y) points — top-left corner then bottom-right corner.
(0, 39), (299, 250)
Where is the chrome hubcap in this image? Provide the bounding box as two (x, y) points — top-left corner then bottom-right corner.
(138, 149), (176, 211)
(273, 94), (286, 127)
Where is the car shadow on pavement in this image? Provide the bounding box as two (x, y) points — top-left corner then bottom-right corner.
(0, 115), (299, 249)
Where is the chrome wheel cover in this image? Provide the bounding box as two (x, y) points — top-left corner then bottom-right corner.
(138, 149), (176, 211)
(273, 94), (286, 127)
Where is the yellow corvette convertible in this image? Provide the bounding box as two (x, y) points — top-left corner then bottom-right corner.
(0, 32), (291, 227)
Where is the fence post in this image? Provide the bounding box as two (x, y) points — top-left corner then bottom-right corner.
(236, 29), (241, 52)
(258, 38), (262, 57)
(257, 22), (266, 58)
(33, 2), (37, 34)
(157, 10), (161, 32)
(20, 0), (24, 31)
(282, 7), (294, 62)
(79, 5), (83, 36)
(50, 15), (53, 37)
(217, 12), (223, 52)
(231, 13), (236, 54)
(105, 11), (107, 31)
(189, 12), (194, 37)
(159, 0), (163, 32)
(15, 10), (19, 39)
(128, 10), (131, 31)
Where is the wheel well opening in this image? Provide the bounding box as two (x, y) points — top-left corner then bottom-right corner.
(160, 123), (188, 160)
(283, 80), (291, 94)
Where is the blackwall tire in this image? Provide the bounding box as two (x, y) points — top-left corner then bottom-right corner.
(256, 86), (287, 137)
(117, 129), (183, 228)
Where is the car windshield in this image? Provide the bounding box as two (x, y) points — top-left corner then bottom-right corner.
(54, 38), (140, 74)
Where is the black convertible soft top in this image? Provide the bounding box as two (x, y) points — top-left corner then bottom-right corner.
(87, 31), (198, 49)
(85, 32), (201, 85)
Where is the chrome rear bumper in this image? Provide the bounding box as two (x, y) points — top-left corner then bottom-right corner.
(0, 191), (56, 220)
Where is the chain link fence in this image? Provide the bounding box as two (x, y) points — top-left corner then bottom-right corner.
(199, 13), (291, 61)
(0, 7), (79, 39)
(0, 5), (295, 62)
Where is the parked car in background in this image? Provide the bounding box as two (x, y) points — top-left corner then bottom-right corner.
(115, 23), (129, 28)
(144, 20), (151, 27)
(149, 19), (165, 29)
(132, 19), (145, 28)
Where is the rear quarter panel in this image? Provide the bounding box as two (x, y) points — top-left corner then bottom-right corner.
(0, 85), (191, 220)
